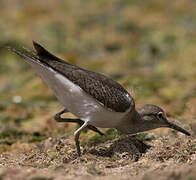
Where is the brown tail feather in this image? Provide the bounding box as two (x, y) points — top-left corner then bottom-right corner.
(7, 46), (38, 61)
(32, 41), (65, 63)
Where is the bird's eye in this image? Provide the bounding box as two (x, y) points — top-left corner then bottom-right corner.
(157, 112), (163, 119)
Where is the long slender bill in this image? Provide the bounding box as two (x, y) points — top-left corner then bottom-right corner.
(167, 121), (191, 136)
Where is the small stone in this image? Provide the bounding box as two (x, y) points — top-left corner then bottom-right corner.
(12, 96), (22, 103)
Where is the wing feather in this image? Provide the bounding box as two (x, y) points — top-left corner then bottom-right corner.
(8, 42), (135, 112)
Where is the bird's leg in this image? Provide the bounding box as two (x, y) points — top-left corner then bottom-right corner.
(54, 109), (104, 136)
(86, 125), (104, 136)
(54, 108), (69, 122)
(74, 122), (88, 156)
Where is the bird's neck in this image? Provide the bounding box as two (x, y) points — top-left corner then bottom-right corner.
(116, 108), (155, 134)
(116, 109), (141, 134)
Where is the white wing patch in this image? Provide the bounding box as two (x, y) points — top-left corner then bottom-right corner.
(55, 74), (81, 93)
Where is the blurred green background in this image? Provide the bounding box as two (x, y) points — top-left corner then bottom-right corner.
(0, 0), (195, 147)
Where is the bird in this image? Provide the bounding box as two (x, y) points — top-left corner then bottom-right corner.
(8, 41), (191, 156)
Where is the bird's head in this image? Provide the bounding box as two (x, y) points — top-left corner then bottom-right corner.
(137, 104), (190, 136)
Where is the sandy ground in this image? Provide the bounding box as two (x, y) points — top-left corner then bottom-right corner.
(0, 129), (195, 180)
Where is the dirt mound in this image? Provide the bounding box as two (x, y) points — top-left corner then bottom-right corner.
(89, 136), (150, 160)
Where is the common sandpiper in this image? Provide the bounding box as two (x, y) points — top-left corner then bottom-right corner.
(8, 42), (191, 156)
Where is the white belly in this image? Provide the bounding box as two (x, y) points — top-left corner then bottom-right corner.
(23, 57), (129, 128)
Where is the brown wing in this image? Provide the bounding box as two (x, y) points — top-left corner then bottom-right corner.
(9, 41), (135, 112)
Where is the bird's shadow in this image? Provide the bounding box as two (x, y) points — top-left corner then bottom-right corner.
(88, 135), (151, 160)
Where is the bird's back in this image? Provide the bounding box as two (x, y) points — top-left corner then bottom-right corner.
(32, 42), (135, 113)
(8, 41), (136, 127)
